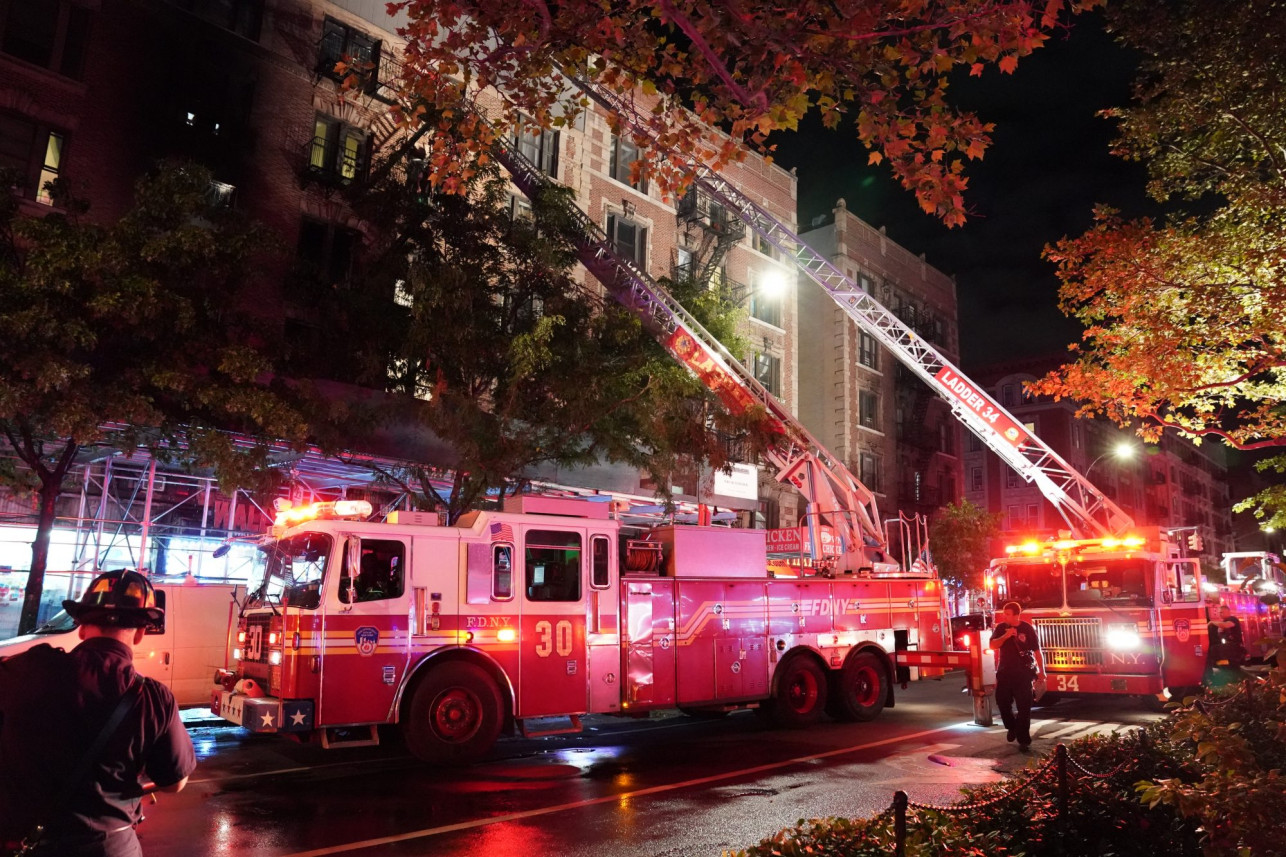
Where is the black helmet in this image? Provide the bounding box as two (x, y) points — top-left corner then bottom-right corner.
(63, 570), (164, 628)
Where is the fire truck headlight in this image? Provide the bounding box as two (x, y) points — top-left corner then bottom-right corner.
(1105, 624), (1141, 650)
(268, 650), (282, 666)
(233, 647), (243, 661)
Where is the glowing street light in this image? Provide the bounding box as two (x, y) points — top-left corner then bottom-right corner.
(1085, 441), (1137, 480)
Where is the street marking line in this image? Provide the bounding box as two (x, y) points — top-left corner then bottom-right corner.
(276, 725), (965, 857)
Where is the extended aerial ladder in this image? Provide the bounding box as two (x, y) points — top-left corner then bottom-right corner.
(491, 140), (903, 575)
(566, 78), (1134, 541)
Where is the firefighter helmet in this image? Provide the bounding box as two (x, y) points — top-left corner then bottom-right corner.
(63, 570), (164, 628)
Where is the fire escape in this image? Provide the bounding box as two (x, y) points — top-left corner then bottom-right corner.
(674, 186), (746, 286)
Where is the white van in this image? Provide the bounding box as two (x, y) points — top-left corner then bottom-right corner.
(0, 582), (238, 707)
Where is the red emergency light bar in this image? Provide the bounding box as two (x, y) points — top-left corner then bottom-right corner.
(1003, 534), (1147, 556)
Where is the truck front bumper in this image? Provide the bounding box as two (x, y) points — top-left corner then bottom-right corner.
(216, 689), (314, 733)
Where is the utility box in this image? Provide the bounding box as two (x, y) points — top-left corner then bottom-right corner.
(650, 526), (768, 578)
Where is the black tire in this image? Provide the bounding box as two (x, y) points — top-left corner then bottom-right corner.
(402, 662), (503, 765)
(764, 656), (828, 728)
(828, 651), (887, 722)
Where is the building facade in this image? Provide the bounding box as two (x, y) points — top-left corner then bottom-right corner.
(0, 0), (802, 542)
(797, 199), (963, 534)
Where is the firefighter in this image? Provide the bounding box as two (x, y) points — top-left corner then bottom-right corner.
(989, 600), (1045, 752)
(1210, 602), (1246, 668)
(0, 570), (196, 857)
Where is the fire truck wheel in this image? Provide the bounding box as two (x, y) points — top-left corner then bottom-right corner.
(828, 651), (886, 722)
(764, 656), (829, 728)
(403, 662), (504, 765)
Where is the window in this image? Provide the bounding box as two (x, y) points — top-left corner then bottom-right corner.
(606, 213), (647, 265)
(969, 466), (983, 492)
(308, 115), (366, 184)
(858, 331), (879, 370)
(967, 433), (983, 453)
(591, 536), (610, 588)
(1005, 468), (1021, 490)
(297, 217), (360, 285)
(752, 352), (780, 396)
(340, 539), (406, 604)
(525, 530), (582, 602)
(175, 0), (263, 40)
(1001, 384), (1017, 408)
(859, 389), (879, 430)
(749, 272), (782, 327)
(514, 121), (558, 177)
(939, 421), (954, 454)
(318, 17), (380, 91)
(859, 451), (882, 493)
(753, 232), (775, 259)
(0, 113), (66, 205)
(609, 133), (647, 192)
(492, 545), (514, 600)
(0, 0), (91, 79)
(858, 272), (874, 293)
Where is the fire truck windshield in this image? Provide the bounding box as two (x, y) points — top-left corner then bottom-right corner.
(998, 557), (1152, 610)
(246, 532), (332, 610)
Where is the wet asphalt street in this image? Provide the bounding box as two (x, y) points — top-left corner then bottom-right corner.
(140, 676), (1164, 857)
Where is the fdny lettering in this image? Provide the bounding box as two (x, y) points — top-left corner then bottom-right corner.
(465, 616), (514, 629)
(1107, 652), (1150, 666)
(355, 626), (379, 657)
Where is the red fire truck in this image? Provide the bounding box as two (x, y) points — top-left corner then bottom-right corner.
(987, 533), (1282, 706)
(212, 494), (947, 763)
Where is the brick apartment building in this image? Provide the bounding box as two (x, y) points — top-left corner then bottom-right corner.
(797, 199), (963, 531)
(0, 0), (803, 527)
(961, 358), (1234, 568)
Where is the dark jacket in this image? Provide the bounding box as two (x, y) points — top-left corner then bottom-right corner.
(0, 636), (196, 842)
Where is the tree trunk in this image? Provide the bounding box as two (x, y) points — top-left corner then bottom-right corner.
(17, 478), (61, 635)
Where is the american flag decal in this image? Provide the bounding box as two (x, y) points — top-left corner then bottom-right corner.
(490, 521), (515, 542)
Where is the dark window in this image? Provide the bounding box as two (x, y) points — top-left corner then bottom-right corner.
(525, 530), (582, 602)
(606, 213), (647, 265)
(340, 539), (406, 604)
(175, 0), (263, 40)
(859, 331), (879, 370)
(967, 433), (983, 453)
(318, 16), (380, 91)
(591, 536), (610, 589)
(859, 390), (879, 429)
(608, 133), (647, 192)
(297, 217), (360, 285)
(859, 452), (881, 492)
(753, 232), (775, 258)
(0, 112), (66, 204)
(969, 466), (983, 492)
(308, 115), (367, 185)
(513, 121), (558, 177)
(0, 0), (91, 79)
(751, 352), (780, 396)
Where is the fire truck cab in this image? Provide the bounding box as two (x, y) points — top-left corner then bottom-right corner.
(213, 496), (947, 764)
(989, 531), (1279, 705)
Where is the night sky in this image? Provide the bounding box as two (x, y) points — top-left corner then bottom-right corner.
(771, 12), (1150, 370)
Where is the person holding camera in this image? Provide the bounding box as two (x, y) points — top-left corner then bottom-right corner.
(990, 600), (1046, 752)
(0, 570), (196, 856)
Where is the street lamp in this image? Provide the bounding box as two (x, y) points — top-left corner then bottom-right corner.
(1085, 441), (1137, 480)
